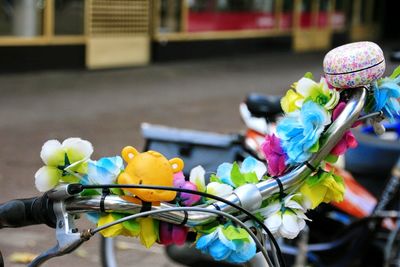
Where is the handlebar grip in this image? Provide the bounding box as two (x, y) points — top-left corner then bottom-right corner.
(0, 195), (56, 229)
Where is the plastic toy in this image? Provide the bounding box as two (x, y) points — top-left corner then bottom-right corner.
(117, 146), (184, 202)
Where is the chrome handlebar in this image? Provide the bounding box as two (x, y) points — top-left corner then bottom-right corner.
(30, 87), (368, 267)
(65, 87), (368, 225)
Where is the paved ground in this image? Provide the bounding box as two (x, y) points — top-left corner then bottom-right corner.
(0, 45), (398, 266)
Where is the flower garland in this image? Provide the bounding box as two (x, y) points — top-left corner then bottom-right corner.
(33, 66), (400, 264)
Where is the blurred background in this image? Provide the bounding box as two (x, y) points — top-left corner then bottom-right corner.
(0, 0), (399, 266)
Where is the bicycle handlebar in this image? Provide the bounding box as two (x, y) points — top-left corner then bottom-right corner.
(0, 194), (56, 229)
(65, 87), (368, 226)
(0, 87), (369, 267)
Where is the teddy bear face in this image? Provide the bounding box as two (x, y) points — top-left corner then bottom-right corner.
(117, 146), (184, 202)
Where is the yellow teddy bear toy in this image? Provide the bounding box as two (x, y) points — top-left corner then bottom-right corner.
(117, 146), (184, 202)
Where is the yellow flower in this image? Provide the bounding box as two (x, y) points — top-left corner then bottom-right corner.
(98, 213), (124, 237)
(281, 88), (303, 113)
(138, 217), (159, 248)
(300, 171), (345, 209)
(98, 213), (141, 238)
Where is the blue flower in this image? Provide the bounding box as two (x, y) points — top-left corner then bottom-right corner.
(277, 101), (331, 164)
(196, 227), (235, 261)
(196, 226), (256, 263)
(87, 156), (124, 184)
(372, 77), (400, 120)
(216, 156), (266, 186)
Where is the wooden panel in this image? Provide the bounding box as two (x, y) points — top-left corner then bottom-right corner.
(86, 36), (149, 69)
(86, 0), (150, 69)
(351, 24), (380, 41)
(293, 28), (332, 52)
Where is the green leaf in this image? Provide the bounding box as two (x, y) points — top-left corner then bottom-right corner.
(243, 172), (258, 184)
(309, 141), (320, 153)
(325, 154), (339, 163)
(122, 219), (140, 235)
(111, 188), (124, 195)
(209, 174), (221, 183)
(304, 72), (314, 80)
(231, 162), (245, 187)
(389, 65), (400, 79)
(80, 189), (100, 196)
(254, 212), (265, 222)
(222, 225), (249, 241)
(306, 173), (321, 186)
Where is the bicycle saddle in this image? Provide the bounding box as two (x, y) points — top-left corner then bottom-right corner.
(245, 93), (282, 119)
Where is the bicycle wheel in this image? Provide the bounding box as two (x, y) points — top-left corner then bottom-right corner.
(100, 236), (184, 267)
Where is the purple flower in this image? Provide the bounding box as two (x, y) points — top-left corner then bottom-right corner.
(261, 134), (287, 176)
(173, 171), (201, 206)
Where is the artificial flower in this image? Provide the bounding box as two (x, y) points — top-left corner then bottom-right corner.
(330, 131), (357, 156)
(189, 166), (206, 192)
(87, 156), (124, 185)
(173, 172), (201, 206)
(159, 222), (188, 246)
(261, 134), (287, 176)
(35, 138), (93, 192)
(216, 156), (267, 187)
(173, 171), (186, 187)
(280, 75), (340, 113)
(97, 213), (140, 238)
(296, 77), (340, 110)
(300, 170), (345, 209)
(206, 182), (233, 199)
(277, 101), (331, 164)
(281, 89), (303, 113)
(330, 102), (358, 156)
(259, 194), (309, 239)
(196, 225), (256, 263)
(178, 181), (201, 206)
(137, 217), (159, 248)
(371, 76), (400, 120)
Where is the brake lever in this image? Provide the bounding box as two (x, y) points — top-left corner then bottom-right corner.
(29, 186), (90, 267)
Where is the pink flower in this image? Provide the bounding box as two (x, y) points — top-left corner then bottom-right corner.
(173, 172), (201, 206)
(159, 222), (188, 246)
(261, 134), (287, 177)
(179, 181), (201, 206)
(330, 131), (358, 156)
(331, 102), (359, 156)
(173, 171), (186, 187)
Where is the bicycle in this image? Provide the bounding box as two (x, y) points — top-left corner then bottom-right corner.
(1, 41), (399, 267)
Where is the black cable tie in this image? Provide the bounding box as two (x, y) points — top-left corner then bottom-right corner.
(140, 201), (152, 213)
(179, 211), (189, 226)
(305, 161), (317, 172)
(100, 188), (110, 213)
(271, 176), (285, 200)
(212, 204), (226, 224)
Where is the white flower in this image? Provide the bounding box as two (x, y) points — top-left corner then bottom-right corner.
(189, 165), (206, 192)
(259, 194), (310, 239)
(206, 182), (233, 199)
(34, 166), (62, 192)
(296, 77), (340, 111)
(34, 137), (93, 192)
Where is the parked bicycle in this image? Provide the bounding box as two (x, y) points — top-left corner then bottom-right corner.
(1, 41), (399, 267)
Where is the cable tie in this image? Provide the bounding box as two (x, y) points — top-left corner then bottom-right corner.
(179, 211), (189, 226)
(140, 201), (152, 213)
(270, 176), (286, 200)
(305, 161), (317, 172)
(212, 204), (226, 224)
(100, 188), (110, 213)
